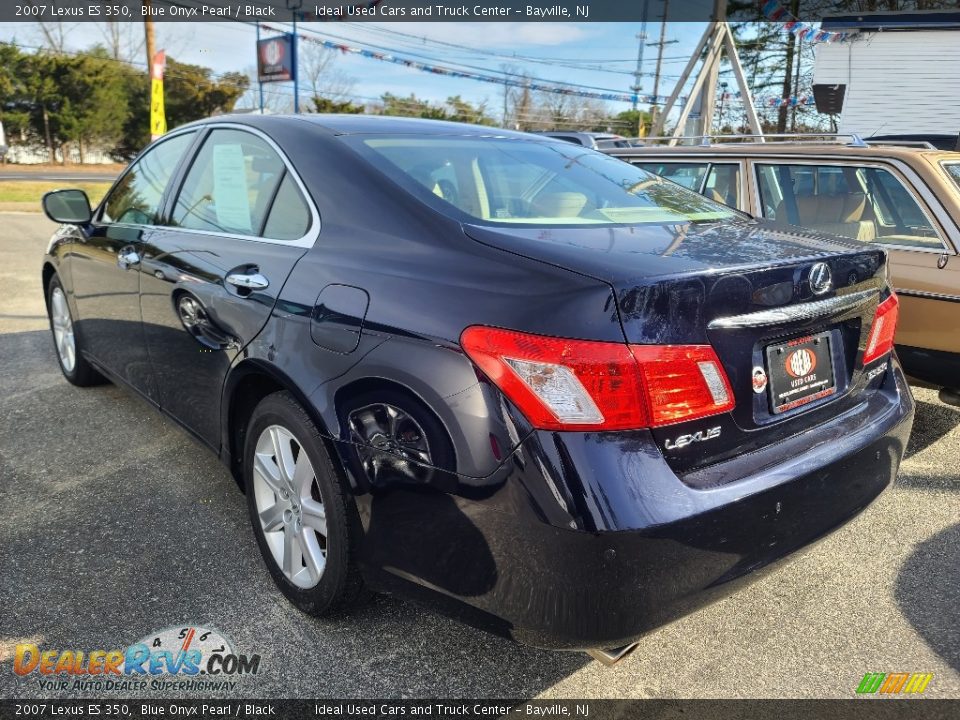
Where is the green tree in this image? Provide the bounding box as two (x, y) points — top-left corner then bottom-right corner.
(311, 96), (365, 114)
(378, 93), (447, 120)
(0, 44), (33, 142)
(63, 47), (129, 162)
(375, 93), (495, 125)
(603, 109), (651, 137)
(115, 57), (249, 160)
(163, 59), (248, 130)
(445, 95), (495, 126)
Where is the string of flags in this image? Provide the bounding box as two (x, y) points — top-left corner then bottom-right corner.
(259, 23), (816, 111)
(259, 23), (671, 106)
(722, 91), (816, 107)
(761, 1), (851, 43)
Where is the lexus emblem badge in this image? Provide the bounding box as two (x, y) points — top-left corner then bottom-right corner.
(752, 366), (768, 394)
(809, 262), (833, 295)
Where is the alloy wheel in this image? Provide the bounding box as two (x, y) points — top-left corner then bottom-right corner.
(347, 403), (433, 485)
(252, 425), (328, 589)
(50, 286), (76, 373)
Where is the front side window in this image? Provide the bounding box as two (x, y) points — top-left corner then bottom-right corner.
(172, 129), (302, 238)
(101, 131), (196, 225)
(350, 137), (740, 226)
(756, 162), (946, 250)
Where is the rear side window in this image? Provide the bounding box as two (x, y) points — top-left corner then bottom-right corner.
(172, 129), (289, 237)
(101, 131), (195, 225)
(943, 162), (960, 190)
(262, 174), (311, 241)
(756, 162), (946, 251)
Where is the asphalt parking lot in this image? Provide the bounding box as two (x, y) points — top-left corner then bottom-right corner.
(0, 211), (957, 700)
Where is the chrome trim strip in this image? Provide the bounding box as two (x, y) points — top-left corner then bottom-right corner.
(895, 287), (960, 304)
(708, 289), (878, 329)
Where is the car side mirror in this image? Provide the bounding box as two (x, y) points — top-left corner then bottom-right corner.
(42, 189), (92, 224)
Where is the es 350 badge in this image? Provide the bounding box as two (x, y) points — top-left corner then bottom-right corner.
(12, 625), (261, 693)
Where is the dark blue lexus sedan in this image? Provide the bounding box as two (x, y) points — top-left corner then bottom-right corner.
(40, 115), (913, 662)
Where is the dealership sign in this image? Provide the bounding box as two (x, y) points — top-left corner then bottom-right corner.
(257, 34), (296, 83)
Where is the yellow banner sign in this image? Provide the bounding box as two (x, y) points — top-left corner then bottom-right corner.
(150, 50), (166, 140)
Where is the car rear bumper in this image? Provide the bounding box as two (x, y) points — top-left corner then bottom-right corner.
(354, 359), (914, 651)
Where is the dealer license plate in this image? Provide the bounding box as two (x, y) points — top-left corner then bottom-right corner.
(765, 332), (836, 414)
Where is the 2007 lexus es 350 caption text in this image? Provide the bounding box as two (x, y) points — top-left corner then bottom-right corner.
(39, 115), (914, 662)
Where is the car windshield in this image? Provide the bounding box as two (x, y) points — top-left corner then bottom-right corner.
(349, 136), (740, 226)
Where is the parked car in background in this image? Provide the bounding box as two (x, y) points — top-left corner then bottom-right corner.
(607, 136), (960, 406)
(867, 134), (960, 151)
(533, 130), (633, 150)
(40, 117), (913, 663)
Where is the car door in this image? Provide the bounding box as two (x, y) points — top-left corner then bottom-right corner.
(70, 130), (198, 403)
(138, 126), (315, 448)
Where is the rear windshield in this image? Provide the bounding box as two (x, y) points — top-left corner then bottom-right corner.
(348, 136), (740, 226)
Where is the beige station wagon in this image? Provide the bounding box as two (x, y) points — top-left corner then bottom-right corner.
(608, 137), (960, 405)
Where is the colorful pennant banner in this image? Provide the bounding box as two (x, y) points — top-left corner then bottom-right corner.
(259, 23), (818, 111)
(259, 22), (670, 106)
(761, 1), (851, 43)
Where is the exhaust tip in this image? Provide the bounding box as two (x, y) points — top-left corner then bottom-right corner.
(939, 387), (960, 407)
(586, 643), (639, 666)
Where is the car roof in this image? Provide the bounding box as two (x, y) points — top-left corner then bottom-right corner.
(609, 142), (960, 162)
(207, 113), (539, 139)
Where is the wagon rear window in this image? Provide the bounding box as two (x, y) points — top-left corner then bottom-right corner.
(351, 136), (739, 226)
(944, 163), (960, 192)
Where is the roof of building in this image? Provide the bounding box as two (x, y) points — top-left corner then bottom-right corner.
(821, 10), (960, 31)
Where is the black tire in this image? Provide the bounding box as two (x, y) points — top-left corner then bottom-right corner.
(244, 391), (366, 616)
(45, 274), (106, 387)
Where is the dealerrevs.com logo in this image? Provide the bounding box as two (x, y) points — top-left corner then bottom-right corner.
(12, 626), (261, 693)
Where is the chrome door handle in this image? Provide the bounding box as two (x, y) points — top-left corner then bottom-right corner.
(117, 249), (140, 269)
(226, 272), (269, 290)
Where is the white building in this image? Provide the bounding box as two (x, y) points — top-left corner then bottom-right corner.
(813, 11), (960, 138)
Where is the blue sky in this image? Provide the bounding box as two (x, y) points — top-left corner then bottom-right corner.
(0, 19), (711, 120)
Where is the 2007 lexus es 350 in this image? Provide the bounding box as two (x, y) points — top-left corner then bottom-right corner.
(41, 115), (913, 662)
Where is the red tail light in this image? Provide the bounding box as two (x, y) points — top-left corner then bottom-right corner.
(460, 326), (734, 431)
(863, 293), (899, 366)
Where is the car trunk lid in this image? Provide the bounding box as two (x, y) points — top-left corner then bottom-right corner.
(463, 219), (892, 475)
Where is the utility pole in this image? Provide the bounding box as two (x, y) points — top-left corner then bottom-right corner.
(649, 0), (670, 134)
(143, 0), (155, 72)
(790, 35), (803, 131)
(287, 0), (302, 114)
(255, 23), (264, 114)
(631, 0), (650, 112)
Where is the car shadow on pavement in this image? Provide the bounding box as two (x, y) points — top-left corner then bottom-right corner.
(895, 522), (960, 673)
(0, 329), (591, 699)
(903, 399), (960, 460)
